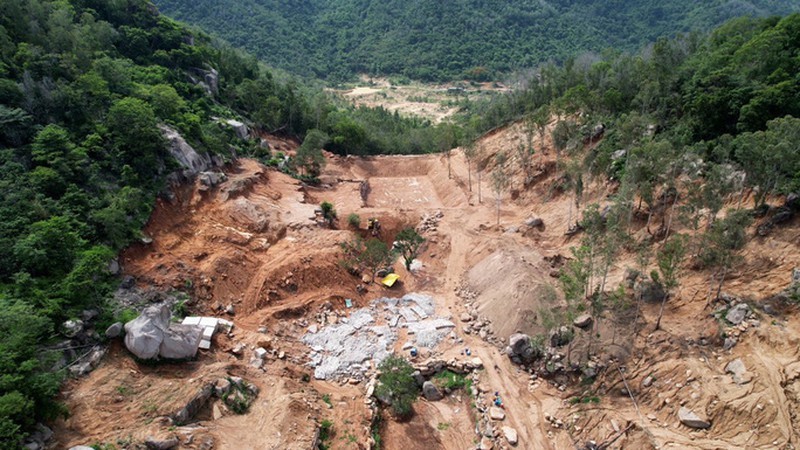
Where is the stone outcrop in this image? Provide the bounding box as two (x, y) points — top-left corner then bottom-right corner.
(160, 125), (216, 175)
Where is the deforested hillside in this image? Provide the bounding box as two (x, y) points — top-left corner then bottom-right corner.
(153, 0), (800, 81)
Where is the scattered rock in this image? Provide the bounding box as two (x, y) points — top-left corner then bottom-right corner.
(525, 217), (544, 228)
(460, 312), (473, 323)
(642, 375), (654, 388)
(573, 314), (593, 329)
(422, 381), (443, 401)
(145, 436), (179, 450)
(105, 322), (123, 339)
(479, 436), (494, 450)
(225, 304), (236, 315)
(212, 403), (223, 420)
(502, 426), (518, 445)
(678, 407), (710, 429)
(489, 406), (506, 420)
(725, 358), (752, 385)
(723, 337), (738, 350)
(725, 303), (750, 325)
(62, 319), (84, 338)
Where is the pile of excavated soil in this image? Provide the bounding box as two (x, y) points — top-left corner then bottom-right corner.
(465, 246), (556, 339)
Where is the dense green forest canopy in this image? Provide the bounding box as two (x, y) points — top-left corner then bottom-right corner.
(153, 0), (800, 81)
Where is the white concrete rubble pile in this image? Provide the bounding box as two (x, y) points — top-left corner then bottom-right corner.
(181, 316), (234, 349)
(303, 293), (455, 381)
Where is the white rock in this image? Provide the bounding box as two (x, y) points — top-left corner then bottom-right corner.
(489, 406), (506, 421)
(502, 426), (518, 445)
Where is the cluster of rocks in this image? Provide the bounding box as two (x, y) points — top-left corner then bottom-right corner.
(198, 171), (227, 191)
(417, 210), (444, 234)
(245, 341), (285, 369)
(712, 296), (759, 350)
(756, 193), (799, 236)
(188, 67), (219, 97)
(112, 283), (189, 316)
(459, 301), (504, 347)
(46, 309), (111, 379)
(22, 424), (53, 450)
(469, 372), (520, 448)
(303, 293), (455, 381)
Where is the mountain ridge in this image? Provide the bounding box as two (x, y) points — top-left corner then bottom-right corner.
(154, 0), (800, 81)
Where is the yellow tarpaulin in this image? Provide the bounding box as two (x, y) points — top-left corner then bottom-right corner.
(381, 273), (400, 287)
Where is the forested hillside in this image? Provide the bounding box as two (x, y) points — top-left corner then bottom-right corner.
(154, 0), (800, 81)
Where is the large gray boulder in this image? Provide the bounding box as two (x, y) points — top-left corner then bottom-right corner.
(159, 324), (203, 360)
(226, 119), (250, 140)
(124, 305), (202, 360)
(507, 333), (538, 363)
(422, 381), (443, 401)
(105, 322), (123, 339)
(124, 305), (170, 359)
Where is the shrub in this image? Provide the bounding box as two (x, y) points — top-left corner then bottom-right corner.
(375, 355), (418, 418)
(347, 213), (361, 229)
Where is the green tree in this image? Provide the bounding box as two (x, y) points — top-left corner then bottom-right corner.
(375, 355), (418, 419)
(491, 152), (509, 226)
(320, 201), (337, 228)
(654, 234), (687, 330)
(395, 227), (425, 271)
(0, 299), (65, 447)
(339, 237), (395, 280)
(13, 216), (85, 277)
(294, 129), (328, 179)
(105, 97), (164, 178)
(700, 209), (753, 303)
